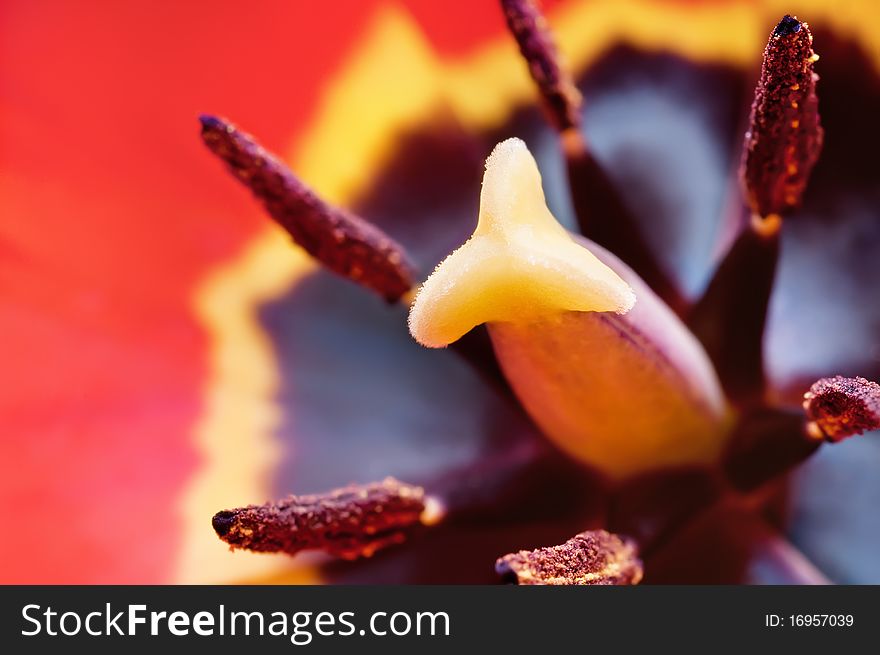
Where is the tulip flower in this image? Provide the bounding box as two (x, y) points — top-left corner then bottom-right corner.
(3, 0), (879, 584)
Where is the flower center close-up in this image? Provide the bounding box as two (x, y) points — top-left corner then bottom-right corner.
(191, 1), (880, 584)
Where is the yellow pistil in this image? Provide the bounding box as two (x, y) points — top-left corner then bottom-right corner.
(409, 139), (731, 480)
(409, 138), (635, 347)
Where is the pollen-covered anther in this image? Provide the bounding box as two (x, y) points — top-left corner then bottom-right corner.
(500, 0), (583, 134)
(741, 14), (823, 219)
(199, 115), (416, 302)
(691, 15), (825, 405)
(211, 478), (432, 560)
(803, 376), (880, 442)
(495, 530), (644, 585)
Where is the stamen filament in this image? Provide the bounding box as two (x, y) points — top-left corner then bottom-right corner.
(688, 210), (780, 404)
(566, 148), (686, 313)
(631, 377), (878, 554)
(721, 406), (820, 492)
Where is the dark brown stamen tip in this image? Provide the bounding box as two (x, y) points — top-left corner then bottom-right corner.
(773, 14), (802, 37)
(804, 375), (880, 442)
(199, 115), (416, 302)
(495, 530), (643, 585)
(500, 0), (582, 133)
(212, 478), (431, 560)
(211, 510), (236, 537)
(741, 15), (823, 219)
